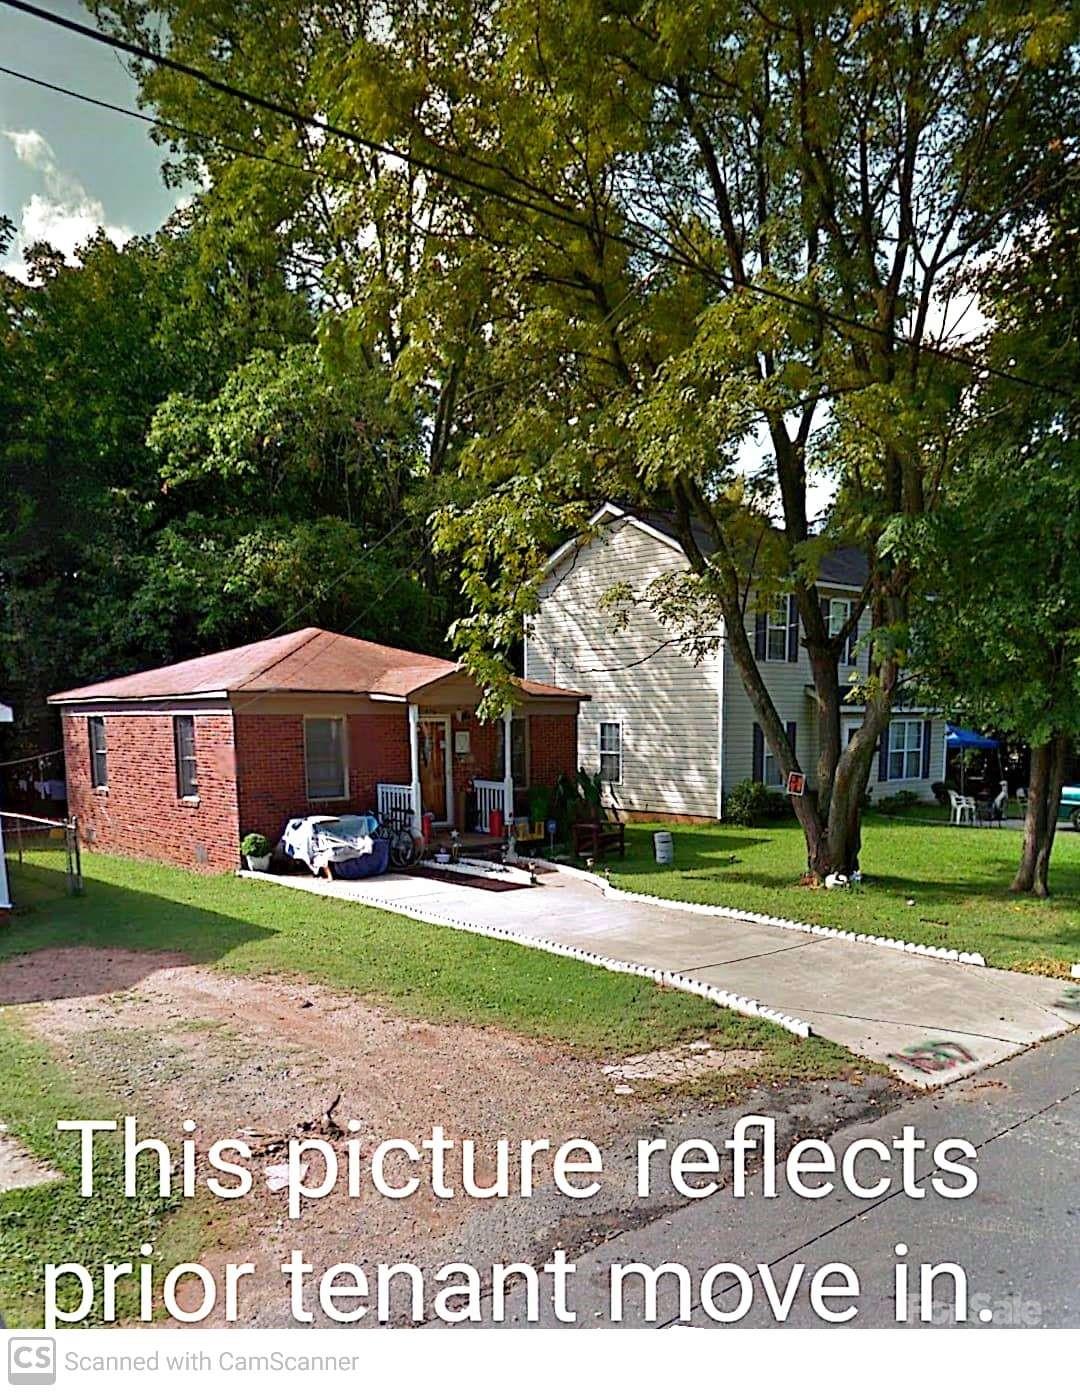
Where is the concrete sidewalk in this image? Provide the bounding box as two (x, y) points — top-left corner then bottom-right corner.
(241, 866), (1080, 1086)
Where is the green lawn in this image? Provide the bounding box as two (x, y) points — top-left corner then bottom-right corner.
(605, 816), (1080, 974)
(0, 1012), (203, 1326)
(3, 852), (851, 1065)
(0, 849), (866, 1325)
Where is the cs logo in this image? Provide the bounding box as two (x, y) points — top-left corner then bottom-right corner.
(7, 1338), (56, 1386)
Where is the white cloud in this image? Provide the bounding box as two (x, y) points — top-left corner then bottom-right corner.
(2, 128), (133, 279)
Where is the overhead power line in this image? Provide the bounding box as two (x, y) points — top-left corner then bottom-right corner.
(0, 0), (1072, 401)
(0, 63), (325, 179)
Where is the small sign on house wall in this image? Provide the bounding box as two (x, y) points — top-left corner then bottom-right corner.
(454, 730), (471, 755)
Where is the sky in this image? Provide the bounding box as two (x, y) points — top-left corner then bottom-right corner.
(1, 1), (183, 277)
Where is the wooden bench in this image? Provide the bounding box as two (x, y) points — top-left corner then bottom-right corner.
(572, 820), (626, 859)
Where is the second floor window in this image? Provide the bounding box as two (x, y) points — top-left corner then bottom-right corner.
(826, 598), (859, 667)
(88, 716), (107, 788)
(766, 598), (789, 661)
(174, 715), (198, 798)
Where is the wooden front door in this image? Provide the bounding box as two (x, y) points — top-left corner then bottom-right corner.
(419, 717), (450, 822)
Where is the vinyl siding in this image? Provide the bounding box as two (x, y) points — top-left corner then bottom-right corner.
(527, 518), (721, 817)
(533, 519), (944, 817)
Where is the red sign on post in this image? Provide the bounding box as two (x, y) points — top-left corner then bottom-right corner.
(786, 771), (807, 797)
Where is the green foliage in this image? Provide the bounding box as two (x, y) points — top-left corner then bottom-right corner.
(0, 212), (448, 758)
(0, 1015), (199, 1326)
(551, 768), (605, 829)
(725, 780), (773, 827)
(526, 785), (553, 825)
(240, 832), (270, 858)
(877, 790), (922, 815)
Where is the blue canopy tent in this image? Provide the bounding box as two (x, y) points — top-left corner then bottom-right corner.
(945, 724), (1000, 795)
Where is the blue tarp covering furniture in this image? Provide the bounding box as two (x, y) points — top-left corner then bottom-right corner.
(282, 813), (385, 876)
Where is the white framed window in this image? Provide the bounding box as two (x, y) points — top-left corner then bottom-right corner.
(763, 746), (783, 789)
(888, 719), (922, 781)
(173, 715), (198, 798)
(827, 598), (858, 666)
(766, 598), (789, 661)
(88, 716), (107, 788)
(304, 716), (348, 799)
(599, 721), (622, 783)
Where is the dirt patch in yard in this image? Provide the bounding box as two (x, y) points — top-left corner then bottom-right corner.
(601, 1040), (768, 1086)
(3, 947), (655, 1325)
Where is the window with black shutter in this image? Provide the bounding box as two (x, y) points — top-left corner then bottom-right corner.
(174, 715), (198, 798)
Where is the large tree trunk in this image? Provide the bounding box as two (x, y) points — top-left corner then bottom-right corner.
(1012, 734), (1067, 897)
(670, 484), (896, 883)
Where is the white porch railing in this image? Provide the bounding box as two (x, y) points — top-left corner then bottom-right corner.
(474, 779), (505, 833)
(377, 782), (414, 825)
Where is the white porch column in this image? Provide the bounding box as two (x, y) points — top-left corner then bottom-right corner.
(407, 703), (423, 836)
(501, 707), (515, 825)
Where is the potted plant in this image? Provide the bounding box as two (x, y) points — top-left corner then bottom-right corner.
(240, 832), (271, 871)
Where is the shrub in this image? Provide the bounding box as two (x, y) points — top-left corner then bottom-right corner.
(877, 790), (921, 815)
(930, 781), (950, 806)
(725, 779), (772, 826)
(527, 785), (554, 825)
(240, 832), (270, 858)
(764, 789), (795, 820)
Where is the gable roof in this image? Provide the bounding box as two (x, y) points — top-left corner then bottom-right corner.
(546, 502), (869, 590)
(48, 629), (587, 704)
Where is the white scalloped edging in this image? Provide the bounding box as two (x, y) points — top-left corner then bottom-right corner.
(236, 870), (813, 1038)
(535, 859), (987, 968)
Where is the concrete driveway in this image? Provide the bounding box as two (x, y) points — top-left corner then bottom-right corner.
(242, 866), (1080, 1087)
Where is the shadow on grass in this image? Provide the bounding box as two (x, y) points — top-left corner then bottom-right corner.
(1, 859), (275, 1005)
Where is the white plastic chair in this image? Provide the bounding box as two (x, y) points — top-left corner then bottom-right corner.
(948, 790), (976, 825)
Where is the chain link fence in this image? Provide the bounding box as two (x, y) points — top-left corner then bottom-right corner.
(1, 810), (83, 904)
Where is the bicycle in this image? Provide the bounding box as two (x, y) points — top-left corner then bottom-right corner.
(375, 810), (421, 869)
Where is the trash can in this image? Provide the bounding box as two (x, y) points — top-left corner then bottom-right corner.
(653, 830), (674, 865)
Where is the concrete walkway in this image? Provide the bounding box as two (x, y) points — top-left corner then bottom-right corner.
(241, 866), (1080, 1087)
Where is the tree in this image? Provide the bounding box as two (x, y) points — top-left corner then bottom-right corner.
(85, 1), (1079, 879)
(0, 211), (443, 756)
(910, 438), (1078, 897)
(405, 0), (1077, 877)
(910, 161), (1080, 897)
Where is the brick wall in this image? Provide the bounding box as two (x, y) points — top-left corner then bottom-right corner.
(61, 705), (581, 870)
(449, 713), (500, 786)
(527, 713), (579, 786)
(233, 711), (411, 844)
(62, 711), (239, 872)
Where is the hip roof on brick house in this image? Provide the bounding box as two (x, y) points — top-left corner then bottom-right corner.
(48, 628), (588, 705)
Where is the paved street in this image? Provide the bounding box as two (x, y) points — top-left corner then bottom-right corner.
(244, 865), (1080, 1086)
(501, 1030), (1080, 1328)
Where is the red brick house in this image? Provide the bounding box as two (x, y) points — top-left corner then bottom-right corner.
(49, 628), (587, 872)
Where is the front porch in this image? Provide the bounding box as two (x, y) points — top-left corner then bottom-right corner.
(374, 672), (585, 838)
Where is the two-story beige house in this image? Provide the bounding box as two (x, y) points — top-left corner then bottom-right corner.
(526, 503), (944, 819)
